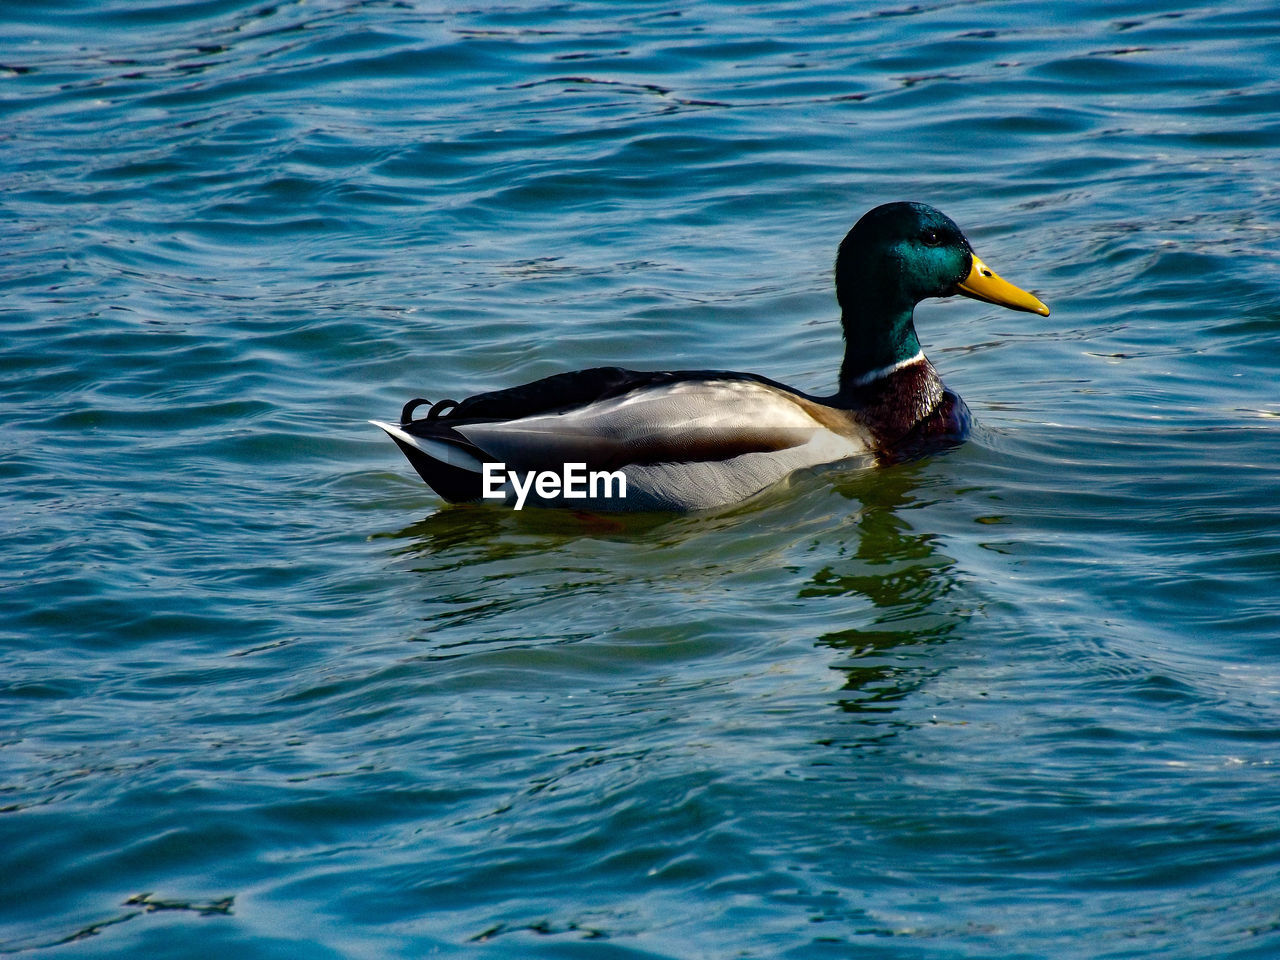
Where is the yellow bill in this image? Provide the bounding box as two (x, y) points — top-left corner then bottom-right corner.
(957, 253), (1050, 316)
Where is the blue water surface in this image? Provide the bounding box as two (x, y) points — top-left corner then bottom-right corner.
(3, 1), (1280, 957)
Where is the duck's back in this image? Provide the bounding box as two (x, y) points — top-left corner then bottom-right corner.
(378, 368), (875, 511)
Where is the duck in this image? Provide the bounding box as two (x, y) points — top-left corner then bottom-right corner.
(372, 202), (1048, 512)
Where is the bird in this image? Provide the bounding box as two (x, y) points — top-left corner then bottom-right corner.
(372, 201), (1049, 512)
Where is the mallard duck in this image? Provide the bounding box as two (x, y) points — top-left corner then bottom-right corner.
(373, 202), (1048, 511)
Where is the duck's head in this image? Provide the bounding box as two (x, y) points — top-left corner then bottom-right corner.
(835, 201), (1048, 376)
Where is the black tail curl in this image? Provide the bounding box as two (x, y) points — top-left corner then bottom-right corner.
(400, 397), (459, 425)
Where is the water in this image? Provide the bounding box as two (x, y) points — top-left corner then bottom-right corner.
(3, 1), (1280, 956)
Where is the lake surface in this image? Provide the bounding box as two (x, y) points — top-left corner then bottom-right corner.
(3, 1), (1280, 957)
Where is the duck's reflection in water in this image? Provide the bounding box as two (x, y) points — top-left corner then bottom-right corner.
(814, 461), (966, 720)
(376, 455), (969, 722)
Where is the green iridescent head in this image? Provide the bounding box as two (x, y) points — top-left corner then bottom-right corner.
(835, 201), (1048, 378)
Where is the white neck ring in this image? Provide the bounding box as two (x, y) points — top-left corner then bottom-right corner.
(847, 350), (925, 388)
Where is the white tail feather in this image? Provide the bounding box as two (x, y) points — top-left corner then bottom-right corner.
(369, 421), (485, 473)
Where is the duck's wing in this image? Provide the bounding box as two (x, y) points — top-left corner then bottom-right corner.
(375, 368), (873, 510)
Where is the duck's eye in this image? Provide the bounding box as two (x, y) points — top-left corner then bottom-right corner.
(920, 230), (942, 247)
